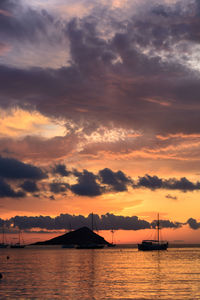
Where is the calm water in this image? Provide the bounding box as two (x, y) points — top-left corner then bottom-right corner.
(0, 247), (200, 299)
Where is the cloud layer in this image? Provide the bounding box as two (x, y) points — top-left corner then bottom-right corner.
(0, 212), (182, 231)
(1, 0), (200, 226)
(0, 157), (199, 199)
(0, 0), (200, 137)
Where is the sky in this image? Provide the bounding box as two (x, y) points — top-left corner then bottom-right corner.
(1, 0), (200, 244)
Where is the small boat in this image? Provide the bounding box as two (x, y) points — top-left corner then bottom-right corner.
(0, 243), (8, 248)
(138, 214), (168, 251)
(107, 243), (116, 247)
(107, 230), (116, 247)
(10, 230), (25, 248)
(10, 243), (25, 249)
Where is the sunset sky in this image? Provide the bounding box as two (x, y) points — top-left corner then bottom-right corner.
(1, 0), (200, 244)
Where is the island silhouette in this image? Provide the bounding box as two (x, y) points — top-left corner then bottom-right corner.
(32, 226), (110, 248)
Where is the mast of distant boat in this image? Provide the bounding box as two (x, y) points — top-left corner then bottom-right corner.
(157, 213), (160, 243)
(2, 223), (5, 245)
(92, 212), (94, 231)
(111, 229), (114, 244)
(19, 229), (21, 245)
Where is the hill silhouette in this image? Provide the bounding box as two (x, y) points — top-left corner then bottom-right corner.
(33, 226), (110, 246)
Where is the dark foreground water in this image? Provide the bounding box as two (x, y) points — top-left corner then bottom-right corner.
(0, 247), (200, 299)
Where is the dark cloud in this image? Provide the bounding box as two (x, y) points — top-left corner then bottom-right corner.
(8, 213), (151, 230)
(151, 219), (181, 229)
(49, 169), (200, 195)
(164, 177), (200, 191)
(187, 218), (200, 230)
(136, 174), (200, 192)
(2, 159), (198, 196)
(0, 0), (59, 43)
(53, 164), (71, 177)
(0, 0), (200, 136)
(0, 156), (47, 180)
(2, 212), (189, 231)
(33, 194), (40, 198)
(100, 213), (151, 230)
(137, 175), (163, 190)
(20, 180), (39, 193)
(0, 178), (25, 198)
(99, 168), (132, 192)
(165, 194), (178, 201)
(50, 182), (69, 194)
(0, 0), (17, 12)
(70, 170), (102, 196)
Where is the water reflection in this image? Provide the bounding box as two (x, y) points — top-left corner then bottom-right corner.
(77, 250), (97, 299)
(0, 248), (200, 299)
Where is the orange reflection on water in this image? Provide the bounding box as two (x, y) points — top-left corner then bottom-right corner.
(1, 247), (200, 299)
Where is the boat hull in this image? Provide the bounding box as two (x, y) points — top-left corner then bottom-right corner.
(0, 244), (8, 248)
(107, 243), (116, 247)
(138, 242), (168, 251)
(10, 245), (25, 248)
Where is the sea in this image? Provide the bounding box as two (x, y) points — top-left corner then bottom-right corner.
(0, 246), (200, 299)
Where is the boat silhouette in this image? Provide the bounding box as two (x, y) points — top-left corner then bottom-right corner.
(107, 229), (116, 247)
(10, 230), (25, 248)
(138, 214), (168, 251)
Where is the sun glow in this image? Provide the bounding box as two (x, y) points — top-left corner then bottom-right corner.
(0, 108), (66, 139)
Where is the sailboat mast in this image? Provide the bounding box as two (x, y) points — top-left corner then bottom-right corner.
(111, 229), (114, 244)
(2, 223), (5, 244)
(19, 229), (21, 245)
(92, 212), (94, 231)
(157, 213), (159, 242)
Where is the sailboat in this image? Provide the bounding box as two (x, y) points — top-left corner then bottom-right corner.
(10, 230), (25, 248)
(0, 223), (8, 248)
(138, 214), (168, 251)
(107, 229), (116, 247)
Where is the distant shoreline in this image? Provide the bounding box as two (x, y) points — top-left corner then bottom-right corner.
(20, 243), (200, 249)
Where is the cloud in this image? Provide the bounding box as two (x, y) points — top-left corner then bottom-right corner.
(70, 170), (103, 196)
(164, 177), (200, 191)
(151, 218), (181, 229)
(0, 178), (25, 198)
(1, 212), (188, 231)
(1, 0), (200, 138)
(165, 194), (177, 201)
(50, 182), (69, 194)
(0, 42), (11, 55)
(99, 168), (132, 192)
(53, 164), (71, 177)
(137, 175), (163, 190)
(2, 159), (198, 197)
(1, 1), (200, 204)
(20, 180), (39, 193)
(187, 218), (200, 230)
(7, 213), (151, 230)
(0, 156), (47, 180)
(100, 213), (151, 230)
(136, 174), (200, 192)
(0, 135), (78, 162)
